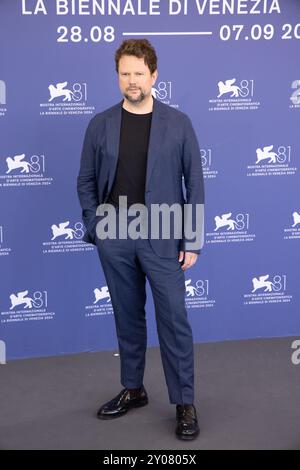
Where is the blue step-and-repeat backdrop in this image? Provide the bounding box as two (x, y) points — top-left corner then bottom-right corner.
(0, 0), (299, 360)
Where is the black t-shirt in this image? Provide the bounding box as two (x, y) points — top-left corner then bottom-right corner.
(107, 107), (152, 207)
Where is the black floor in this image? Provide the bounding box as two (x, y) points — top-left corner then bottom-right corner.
(1, 337), (300, 450)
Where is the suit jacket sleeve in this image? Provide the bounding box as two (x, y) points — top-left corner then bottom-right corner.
(180, 115), (205, 254)
(77, 117), (99, 245)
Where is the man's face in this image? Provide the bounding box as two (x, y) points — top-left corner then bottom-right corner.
(118, 54), (158, 104)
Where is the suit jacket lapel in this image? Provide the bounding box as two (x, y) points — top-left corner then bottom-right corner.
(105, 97), (167, 196)
(106, 100), (123, 195)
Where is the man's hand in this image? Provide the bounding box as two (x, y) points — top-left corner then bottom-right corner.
(178, 251), (198, 270)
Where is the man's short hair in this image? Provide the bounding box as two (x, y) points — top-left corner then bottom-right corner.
(115, 39), (158, 74)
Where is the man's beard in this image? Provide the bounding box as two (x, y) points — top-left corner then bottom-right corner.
(124, 88), (146, 104)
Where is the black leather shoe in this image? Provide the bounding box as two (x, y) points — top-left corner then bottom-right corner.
(97, 386), (148, 420)
(175, 404), (200, 440)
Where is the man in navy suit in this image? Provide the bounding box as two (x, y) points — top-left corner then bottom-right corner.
(77, 39), (204, 440)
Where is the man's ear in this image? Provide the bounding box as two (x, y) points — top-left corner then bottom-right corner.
(152, 70), (158, 84)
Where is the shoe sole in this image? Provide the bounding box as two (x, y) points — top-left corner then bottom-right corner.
(175, 429), (200, 441)
(97, 397), (149, 420)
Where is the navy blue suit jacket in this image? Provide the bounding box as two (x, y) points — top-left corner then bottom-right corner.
(77, 97), (204, 258)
